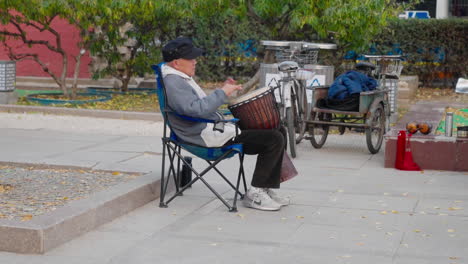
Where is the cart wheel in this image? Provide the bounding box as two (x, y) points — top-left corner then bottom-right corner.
(366, 104), (385, 154)
(286, 108), (297, 158)
(309, 112), (330, 149)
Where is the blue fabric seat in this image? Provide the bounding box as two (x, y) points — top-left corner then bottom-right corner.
(152, 63), (246, 212)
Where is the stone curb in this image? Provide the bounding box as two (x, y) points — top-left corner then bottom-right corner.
(0, 171), (169, 254)
(0, 104), (163, 121)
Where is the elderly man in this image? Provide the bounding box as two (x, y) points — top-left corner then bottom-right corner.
(161, 37), (289, 211)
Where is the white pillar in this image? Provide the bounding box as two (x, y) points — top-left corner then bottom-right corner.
(436, 0), (450, 19)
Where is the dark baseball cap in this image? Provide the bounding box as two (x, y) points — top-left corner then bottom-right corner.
(162, 37), (204, 62)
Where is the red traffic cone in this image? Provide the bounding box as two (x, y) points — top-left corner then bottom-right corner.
(402, 133), (421, 171)
(395, 130), (406, 169)
(395, 130), (421, 171)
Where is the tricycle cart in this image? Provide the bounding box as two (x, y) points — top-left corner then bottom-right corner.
(306, 55), (403, 154)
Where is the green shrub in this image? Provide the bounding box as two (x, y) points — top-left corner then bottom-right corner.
(374, 18), (468, 87)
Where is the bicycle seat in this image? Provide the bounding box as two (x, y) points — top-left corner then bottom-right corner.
(278, 61), (299, 72)
(355, 62), (376, 71)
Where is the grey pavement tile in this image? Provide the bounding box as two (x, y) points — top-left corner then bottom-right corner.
(396, 214), (468, 258)
(287, 223), (403, 257)
(394, 254), (465, 264)
(93, 154), (160, 173)
(288, 189), (419, 212)
(275, 245), (394, 264)
(160, 207), (305, 244)
(88, 136), (160, 153)
(108, 236), (283, 264)
(0, 252), (101, 264)
(44, 229), (150, 261)
(415, 198), (468, 216)
(286, 206), (412, 232)
(96, 197), (213, 235)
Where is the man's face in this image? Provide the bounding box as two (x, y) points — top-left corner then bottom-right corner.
(173, 58), (197, 77)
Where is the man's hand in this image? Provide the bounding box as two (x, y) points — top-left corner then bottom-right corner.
(221, 78), (242, 97)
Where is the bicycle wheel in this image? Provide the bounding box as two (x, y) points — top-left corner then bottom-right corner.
(309, 112), (330, 148)
(366, 104), (385, 154)
(286, 107), (297, 158)
(294, 81), (309, 144)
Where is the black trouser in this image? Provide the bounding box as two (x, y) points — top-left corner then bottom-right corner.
(229, 129), (286, 189)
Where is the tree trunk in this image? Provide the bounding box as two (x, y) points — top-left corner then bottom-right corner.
(71, 51), (84, 99)
(239, 49), (276, 95)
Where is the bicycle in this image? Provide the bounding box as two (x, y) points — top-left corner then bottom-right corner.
(261, 40), (336, 158)
(268, 61), (311, 158)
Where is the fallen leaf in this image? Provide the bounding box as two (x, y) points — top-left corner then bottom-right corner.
(21, 215), (33, 221)
(391, 210), (399, 214)
(448, 207), (463, 211)
(296, 215), (305, 219)
(112, 171), (121, 175)
(447, 229), (455, 233)
(414, 229), (421, 233)
(380, 210), (388, 215)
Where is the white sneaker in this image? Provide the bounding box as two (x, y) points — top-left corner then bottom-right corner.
(266, 189), (290, 206)
(243, 187), (281, 211)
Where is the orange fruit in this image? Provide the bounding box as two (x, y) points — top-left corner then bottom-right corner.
(418, 123), (432, 135)
(406, 122), (418, 134)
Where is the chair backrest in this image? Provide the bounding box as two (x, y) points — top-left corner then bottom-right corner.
(151, 63), (167, 114)
(151, 63), (242, 161)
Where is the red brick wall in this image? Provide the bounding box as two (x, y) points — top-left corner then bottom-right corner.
(0, 17), (92, 78)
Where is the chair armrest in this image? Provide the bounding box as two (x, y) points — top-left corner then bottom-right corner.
(218, 108), (232, 116)
(216, 118), (239, 123)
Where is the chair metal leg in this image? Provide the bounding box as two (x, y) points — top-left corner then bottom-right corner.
(159, 138), (168, 208)
(160, 143), (246, 212)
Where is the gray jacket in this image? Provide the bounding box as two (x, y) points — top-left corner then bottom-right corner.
(162, 65), (237, 147)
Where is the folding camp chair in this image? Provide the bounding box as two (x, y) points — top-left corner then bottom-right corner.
(152, 63), (247, 212)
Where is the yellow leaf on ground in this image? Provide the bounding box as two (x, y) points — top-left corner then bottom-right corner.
(414, 229), (421, 233)
(391, 210), (399, 214)
(380, 210), (388, 215)
(448, 207), (463, 211)
(447, 229), (455, 233)
(296, 215), (305, 219)
(112, 171), (121, 175)
(21, 215), (33, 221)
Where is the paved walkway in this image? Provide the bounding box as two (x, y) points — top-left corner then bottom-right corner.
(0, 112), (467, 264)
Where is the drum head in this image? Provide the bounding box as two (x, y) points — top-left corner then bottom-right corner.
(229, 87), (272, 106)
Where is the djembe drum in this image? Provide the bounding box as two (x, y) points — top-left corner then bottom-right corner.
(228, 87), (280, 130)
